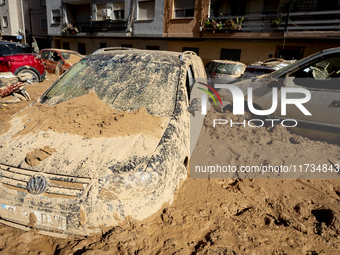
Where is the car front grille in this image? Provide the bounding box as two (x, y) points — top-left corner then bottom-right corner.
(0, 164), (92, 199)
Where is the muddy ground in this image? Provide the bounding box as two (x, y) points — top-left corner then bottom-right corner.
(1, 75), (340, 254)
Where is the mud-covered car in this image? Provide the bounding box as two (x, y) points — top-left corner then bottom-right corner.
(217, 47), (340, 142)
(0, 49), (207, 236)
(205, 60), (246, 86)
(241, 58), (296, 79)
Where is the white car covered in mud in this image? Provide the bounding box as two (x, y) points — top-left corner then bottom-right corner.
(0, 49), (207, 236)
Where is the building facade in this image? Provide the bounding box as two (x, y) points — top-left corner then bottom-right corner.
(3, 0), (338, 65)
(0, 0), (26, 42)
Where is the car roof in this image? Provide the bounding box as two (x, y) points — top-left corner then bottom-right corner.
(89, 49), (186, 66)
(208, 60), (246, 66)
(0, 41), (30, 47)
(41, 48), (80, 54)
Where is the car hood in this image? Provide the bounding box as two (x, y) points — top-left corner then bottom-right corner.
(0, 109), (170, 179)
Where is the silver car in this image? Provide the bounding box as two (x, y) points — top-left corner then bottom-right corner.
(217, 47), (340, 143)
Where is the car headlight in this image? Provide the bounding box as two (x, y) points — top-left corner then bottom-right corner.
(98, 170), (159, 200)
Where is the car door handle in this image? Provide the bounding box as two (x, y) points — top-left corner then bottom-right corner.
(332, 100), (340, 107)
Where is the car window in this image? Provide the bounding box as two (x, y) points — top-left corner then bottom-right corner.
(41, 51), (50, 60)
(7, 44), (35, 54)
(51, 52), (62, 62)
(0, 44), (13, 56)
(41, 56), (180, 117)
(288, 53), (340, 90)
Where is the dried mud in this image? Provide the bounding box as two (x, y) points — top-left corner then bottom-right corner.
(0, 92), (162, 139)
(25, 146), (56, 166)
(1, 78), (340, 254)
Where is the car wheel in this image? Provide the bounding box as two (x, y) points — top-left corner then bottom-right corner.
(17, 69), (39, 83)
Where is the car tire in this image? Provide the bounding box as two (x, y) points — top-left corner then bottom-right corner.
(17, 69), (39, 83)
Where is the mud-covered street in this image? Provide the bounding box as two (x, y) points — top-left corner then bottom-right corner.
(1, 75), (340, 254)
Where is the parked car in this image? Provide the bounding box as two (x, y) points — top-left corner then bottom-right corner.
(217, 47), (340, 142)
(0, 49), (207, 236)
(205, 60), (246, 86)
(40, 49), (83, 74)
(0, 42), (46, 83)
(241, 58), (296, 79)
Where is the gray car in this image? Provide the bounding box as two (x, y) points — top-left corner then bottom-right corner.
(217, 47), (340, 143)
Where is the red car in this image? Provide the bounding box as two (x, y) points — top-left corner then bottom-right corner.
(0, 42), (46, 83)
(40, 49), (83, 74)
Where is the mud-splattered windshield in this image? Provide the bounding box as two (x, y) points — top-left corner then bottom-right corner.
(41, 54), (180, 117)
(215, 64), (245, 75)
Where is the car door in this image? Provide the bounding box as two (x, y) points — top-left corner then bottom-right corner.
(41, 50), (54, 74)
(274, 53), (340, 139)
(189, 58), (210, 156)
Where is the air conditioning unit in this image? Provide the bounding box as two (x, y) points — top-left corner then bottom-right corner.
(101, 9), (112, 20)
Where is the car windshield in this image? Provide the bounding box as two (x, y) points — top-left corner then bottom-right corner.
(215, 63), (245, 75)
(40, 55), (180, 117)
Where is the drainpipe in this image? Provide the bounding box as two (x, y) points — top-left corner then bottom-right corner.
(282, 0), (293, 50)
(20, 0), (26, 43)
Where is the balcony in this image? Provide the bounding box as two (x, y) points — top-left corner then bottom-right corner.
(71, 20), (128, 34)
(203, 10), (340, 34)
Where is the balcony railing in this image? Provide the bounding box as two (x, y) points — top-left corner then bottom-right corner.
(204, 10), (340, 33)
(74, 20), (128, 34)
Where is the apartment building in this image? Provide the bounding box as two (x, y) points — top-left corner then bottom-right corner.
(23, 0), (50, 48)
(45, 0), (340, 65)
(0, 0), (26, 42)
(165, 0), (340, 65)
(46, 0), (169, 55)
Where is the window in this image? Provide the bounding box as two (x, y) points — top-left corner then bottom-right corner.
(99, 42), (107, 48)
(230, 0), (247, 16)
(220, 49), (241, 61)
(41, 19), (47, 30)
(137, 1), (155, 20)
(174, 0), (195, 18)
(63, 42), (70, 50)
(39, 0), (46, 6)
(183, 47), (199, 55)
(288, 53), (340, 90)
(78, 43), (86, 55)
(41, 51), (50, 60)
(52, 10), (61, 24)
(3, 16), (8, 28)
(146, 45), (159, 50)
(96, 4), (106, 20)
(122, 44), (133, 48)
(113, 2), (124, 20)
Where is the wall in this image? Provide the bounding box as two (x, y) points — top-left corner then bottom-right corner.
(168, 39), (340, 65)
(133, 0), (165, 37)
(163, 0), (209, 37)
(55, 37), (169, 54)
(46, 0), (62, 36)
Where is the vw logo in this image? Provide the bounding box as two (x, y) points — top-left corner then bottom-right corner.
(27, 175), (47, 195)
